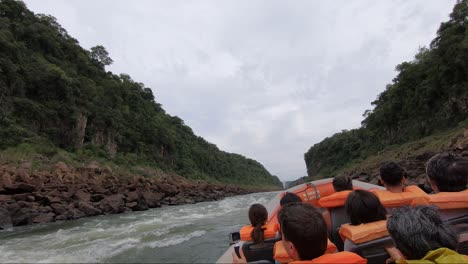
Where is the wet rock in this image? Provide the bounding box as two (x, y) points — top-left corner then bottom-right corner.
(3, 183), (36, 194)
(50, 203), (68, 215)
(91, 194), (106, 203)
(0, 207), (12, 229)
(98, 194), (125, 214)
(73, 189), (91, 202)
(141, 191), (164, 208)
(0, 194), (13, 203)
(55, 214), (68, 221)
(10, 208), (34, 226)
(91, 185), (107, 194)
(77, 202), (102, 216)
(13, 193), (33, 202)
(32, 212), (55, 224)
(125, 191), (139, 203)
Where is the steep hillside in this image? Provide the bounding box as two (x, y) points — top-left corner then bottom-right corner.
(304, 0), (468, 180)
(0, 0), (282, 188)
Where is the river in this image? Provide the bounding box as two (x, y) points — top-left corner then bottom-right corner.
(0, 192), (276, 263)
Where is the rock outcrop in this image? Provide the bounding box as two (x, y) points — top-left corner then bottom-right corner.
(0, 162), (252, 228)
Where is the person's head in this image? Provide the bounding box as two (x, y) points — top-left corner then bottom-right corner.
(379, 162), (406, 190)
(426, 152), (468, 193)
(387, 206), (458, 260)
(278, 203), (327, 261)
(345, 190), (387, 225)
(248, 204), (268, 244)
(280, 192), (302, 206)
(332, 175), (353, 192)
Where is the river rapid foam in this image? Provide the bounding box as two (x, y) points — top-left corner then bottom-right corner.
(0, 192), (276, 263)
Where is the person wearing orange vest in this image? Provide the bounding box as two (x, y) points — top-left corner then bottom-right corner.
(320, 175), (353, 231)
(425, 152), (468, 221)
(239, 204), (277, 242)
(277, 203), (365, 263)
(372, 162), (429, 206)
(425, 152), (467, 193)
(233, 203), (366, 263)
(387, 206), (467, 263)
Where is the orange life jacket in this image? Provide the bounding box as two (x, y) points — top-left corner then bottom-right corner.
(339, 220), (388, 244)
(372, 185), (429, 208)
(289, 251), (367, 264)
(428, 189), (468, 209)
(240, 222), (277, 241)
(317, 190), (352, 208)
(273, 239), (337, 263)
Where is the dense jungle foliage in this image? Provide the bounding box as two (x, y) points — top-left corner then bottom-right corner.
(305, 0), (468, 178)
(0, 0), (282, 187)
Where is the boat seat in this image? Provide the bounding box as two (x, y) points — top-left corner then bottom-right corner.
(456, 224), (468, 255)
(242, 237), (279, 264)
(344, 236), (394, 264)
(440, 208), (468, 223)
(329, 206), (348, 251)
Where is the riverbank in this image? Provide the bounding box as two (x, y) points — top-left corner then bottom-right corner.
(0, 161), (275, 229)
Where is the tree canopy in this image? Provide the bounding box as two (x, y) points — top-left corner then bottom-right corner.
(0, 0), (282, 188)
(305, 0), (468, 178)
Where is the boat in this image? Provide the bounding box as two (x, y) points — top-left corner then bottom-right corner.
(216, 178), (385, 263)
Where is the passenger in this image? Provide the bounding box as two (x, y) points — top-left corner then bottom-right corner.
(332, 175), (353, 192)
(379, 162), (406, 193)
(341, 190), (389, 253)
(387, 206), (467, 263)
(277, 203), (366, 263)
(243, 204), (269, 245)
(425, 152), (468, 222)
(320, 175), (353, 231)
(345, 190), (387, 225)
(426, 152), (468, 193)
(236, 204), (278, 264)
(272, 192), (337, 263)
(372, 162), (429, 207)
(280, 192), (302, 206)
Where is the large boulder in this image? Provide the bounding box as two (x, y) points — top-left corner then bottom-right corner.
(50, 203), (68, 215)
(0, 207), (12, 229)
(2, 183), (36, 194)
(77, 202), (102, 216)
(97, 194), (125, 214)
(73, 189), (91, 202)
(141, 191), (164, 208)
(0, 194), (13, 203)
(32, 212), (55, 224)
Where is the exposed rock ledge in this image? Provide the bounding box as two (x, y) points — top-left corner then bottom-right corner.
(0, 162), (255, 229)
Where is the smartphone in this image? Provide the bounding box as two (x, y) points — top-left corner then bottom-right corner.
(228, 231), (241, 245)
(234, 244), (241, 258)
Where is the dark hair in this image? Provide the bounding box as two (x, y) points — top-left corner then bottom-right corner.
(332, 175), (353, 192)
(387, 206), (458, 260)
(379, 162), (404, 186)
(280, 192), (302, 206)
(426, 152), (468, 192)
(345, 190), (387, 225)
(279, 203), (327, 260)
(248, 204), (268, 244)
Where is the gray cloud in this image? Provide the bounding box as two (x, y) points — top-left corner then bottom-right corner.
(24, 0), (456, 181)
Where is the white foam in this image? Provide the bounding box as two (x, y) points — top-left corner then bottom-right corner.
(145, 230), (206, 248)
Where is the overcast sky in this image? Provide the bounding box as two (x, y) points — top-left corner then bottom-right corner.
(24, 0), (456, 182)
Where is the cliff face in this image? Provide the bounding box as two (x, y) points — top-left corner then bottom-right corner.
(0, 0), (282, 188)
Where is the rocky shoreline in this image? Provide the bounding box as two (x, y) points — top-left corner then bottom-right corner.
(0, 162), (259, 229)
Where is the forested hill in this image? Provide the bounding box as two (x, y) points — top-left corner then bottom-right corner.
(305, 0), (468, 179)
(0, 0), (282, 188)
